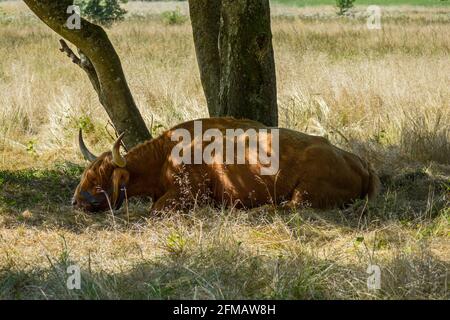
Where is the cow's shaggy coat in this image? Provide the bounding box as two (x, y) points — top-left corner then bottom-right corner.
(73, 118), (380, 213)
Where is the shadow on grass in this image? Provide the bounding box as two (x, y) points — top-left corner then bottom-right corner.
(0, 163), (448, 300)
(0, 162), (152, 232)
(0, 161), (448, 232)
(0, 238), (448, 300)
(0, 162), (82, 211)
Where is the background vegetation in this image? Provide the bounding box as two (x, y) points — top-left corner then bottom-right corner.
(274, 0), (449, 6)
(0, 1), (448, 299)
(74, 0), (128, 25)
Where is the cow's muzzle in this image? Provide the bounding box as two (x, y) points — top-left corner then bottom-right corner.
(72, 184), (126, 212)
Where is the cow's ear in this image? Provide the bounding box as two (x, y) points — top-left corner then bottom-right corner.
(111, 168), (130, 208)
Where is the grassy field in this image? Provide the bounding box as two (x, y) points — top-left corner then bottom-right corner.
(274, 0), (450, 6)
(0, 1), (449, 299)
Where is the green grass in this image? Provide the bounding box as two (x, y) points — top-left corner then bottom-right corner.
(273, 0), (450, 6)
(0, 163), (82, 211)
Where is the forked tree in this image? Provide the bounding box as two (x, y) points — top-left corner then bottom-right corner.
(23, 0), (278, 149)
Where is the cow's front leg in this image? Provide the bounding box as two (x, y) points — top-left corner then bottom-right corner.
(150, 189), (183, 214)
(281, 186), (310, 211)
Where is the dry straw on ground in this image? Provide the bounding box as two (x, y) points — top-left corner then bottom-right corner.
(0, 1), (448, 299)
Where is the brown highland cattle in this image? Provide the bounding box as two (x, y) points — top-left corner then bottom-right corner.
(72, 117), (380, 213)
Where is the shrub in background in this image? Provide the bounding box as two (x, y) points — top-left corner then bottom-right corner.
(336, 0), (355, 15)
(75, 0), (128, 26)
(0, 8), (14, 26)
(161, 7), (187, 25)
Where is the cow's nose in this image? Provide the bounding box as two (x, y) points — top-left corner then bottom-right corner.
(71, 197), (77, 206)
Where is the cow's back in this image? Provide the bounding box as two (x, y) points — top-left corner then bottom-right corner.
(160, 118), (376, 208)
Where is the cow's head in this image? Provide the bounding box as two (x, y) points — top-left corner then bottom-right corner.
(72, 130), (129, 212)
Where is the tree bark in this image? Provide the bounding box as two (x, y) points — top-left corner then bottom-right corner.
(188, 0), (278, 127)
(188, 0), (221, 117)
(23, 0), (151, 148)
(219, 0), (278, 127)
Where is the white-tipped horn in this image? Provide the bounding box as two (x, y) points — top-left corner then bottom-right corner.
(111, 132), (126, 168)
(79, 129), (97, 162)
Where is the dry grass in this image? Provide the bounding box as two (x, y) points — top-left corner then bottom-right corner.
(0, 1), (449, 299)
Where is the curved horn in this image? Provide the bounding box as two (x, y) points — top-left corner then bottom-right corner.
(78, 129), (97, 162)
(111, 132), (126, 168)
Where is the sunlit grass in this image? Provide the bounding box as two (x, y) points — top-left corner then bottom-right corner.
(0, 1), (448, 299)
(273, 0), (450, 6)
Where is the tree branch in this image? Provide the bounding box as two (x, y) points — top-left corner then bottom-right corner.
(24, 0), (151, 147)
(59, 39), (102, 96)
(59, 39), (81, 65)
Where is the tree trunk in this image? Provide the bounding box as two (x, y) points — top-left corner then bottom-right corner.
(23, 0), (151, 148)
(188, 0), (278, 127)
(219, 0), (277, 127)
(188, 0), (221, 117)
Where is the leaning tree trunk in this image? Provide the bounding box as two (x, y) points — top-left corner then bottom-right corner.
(188, 0), (278, 127)
(23, 0), (151, 148)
